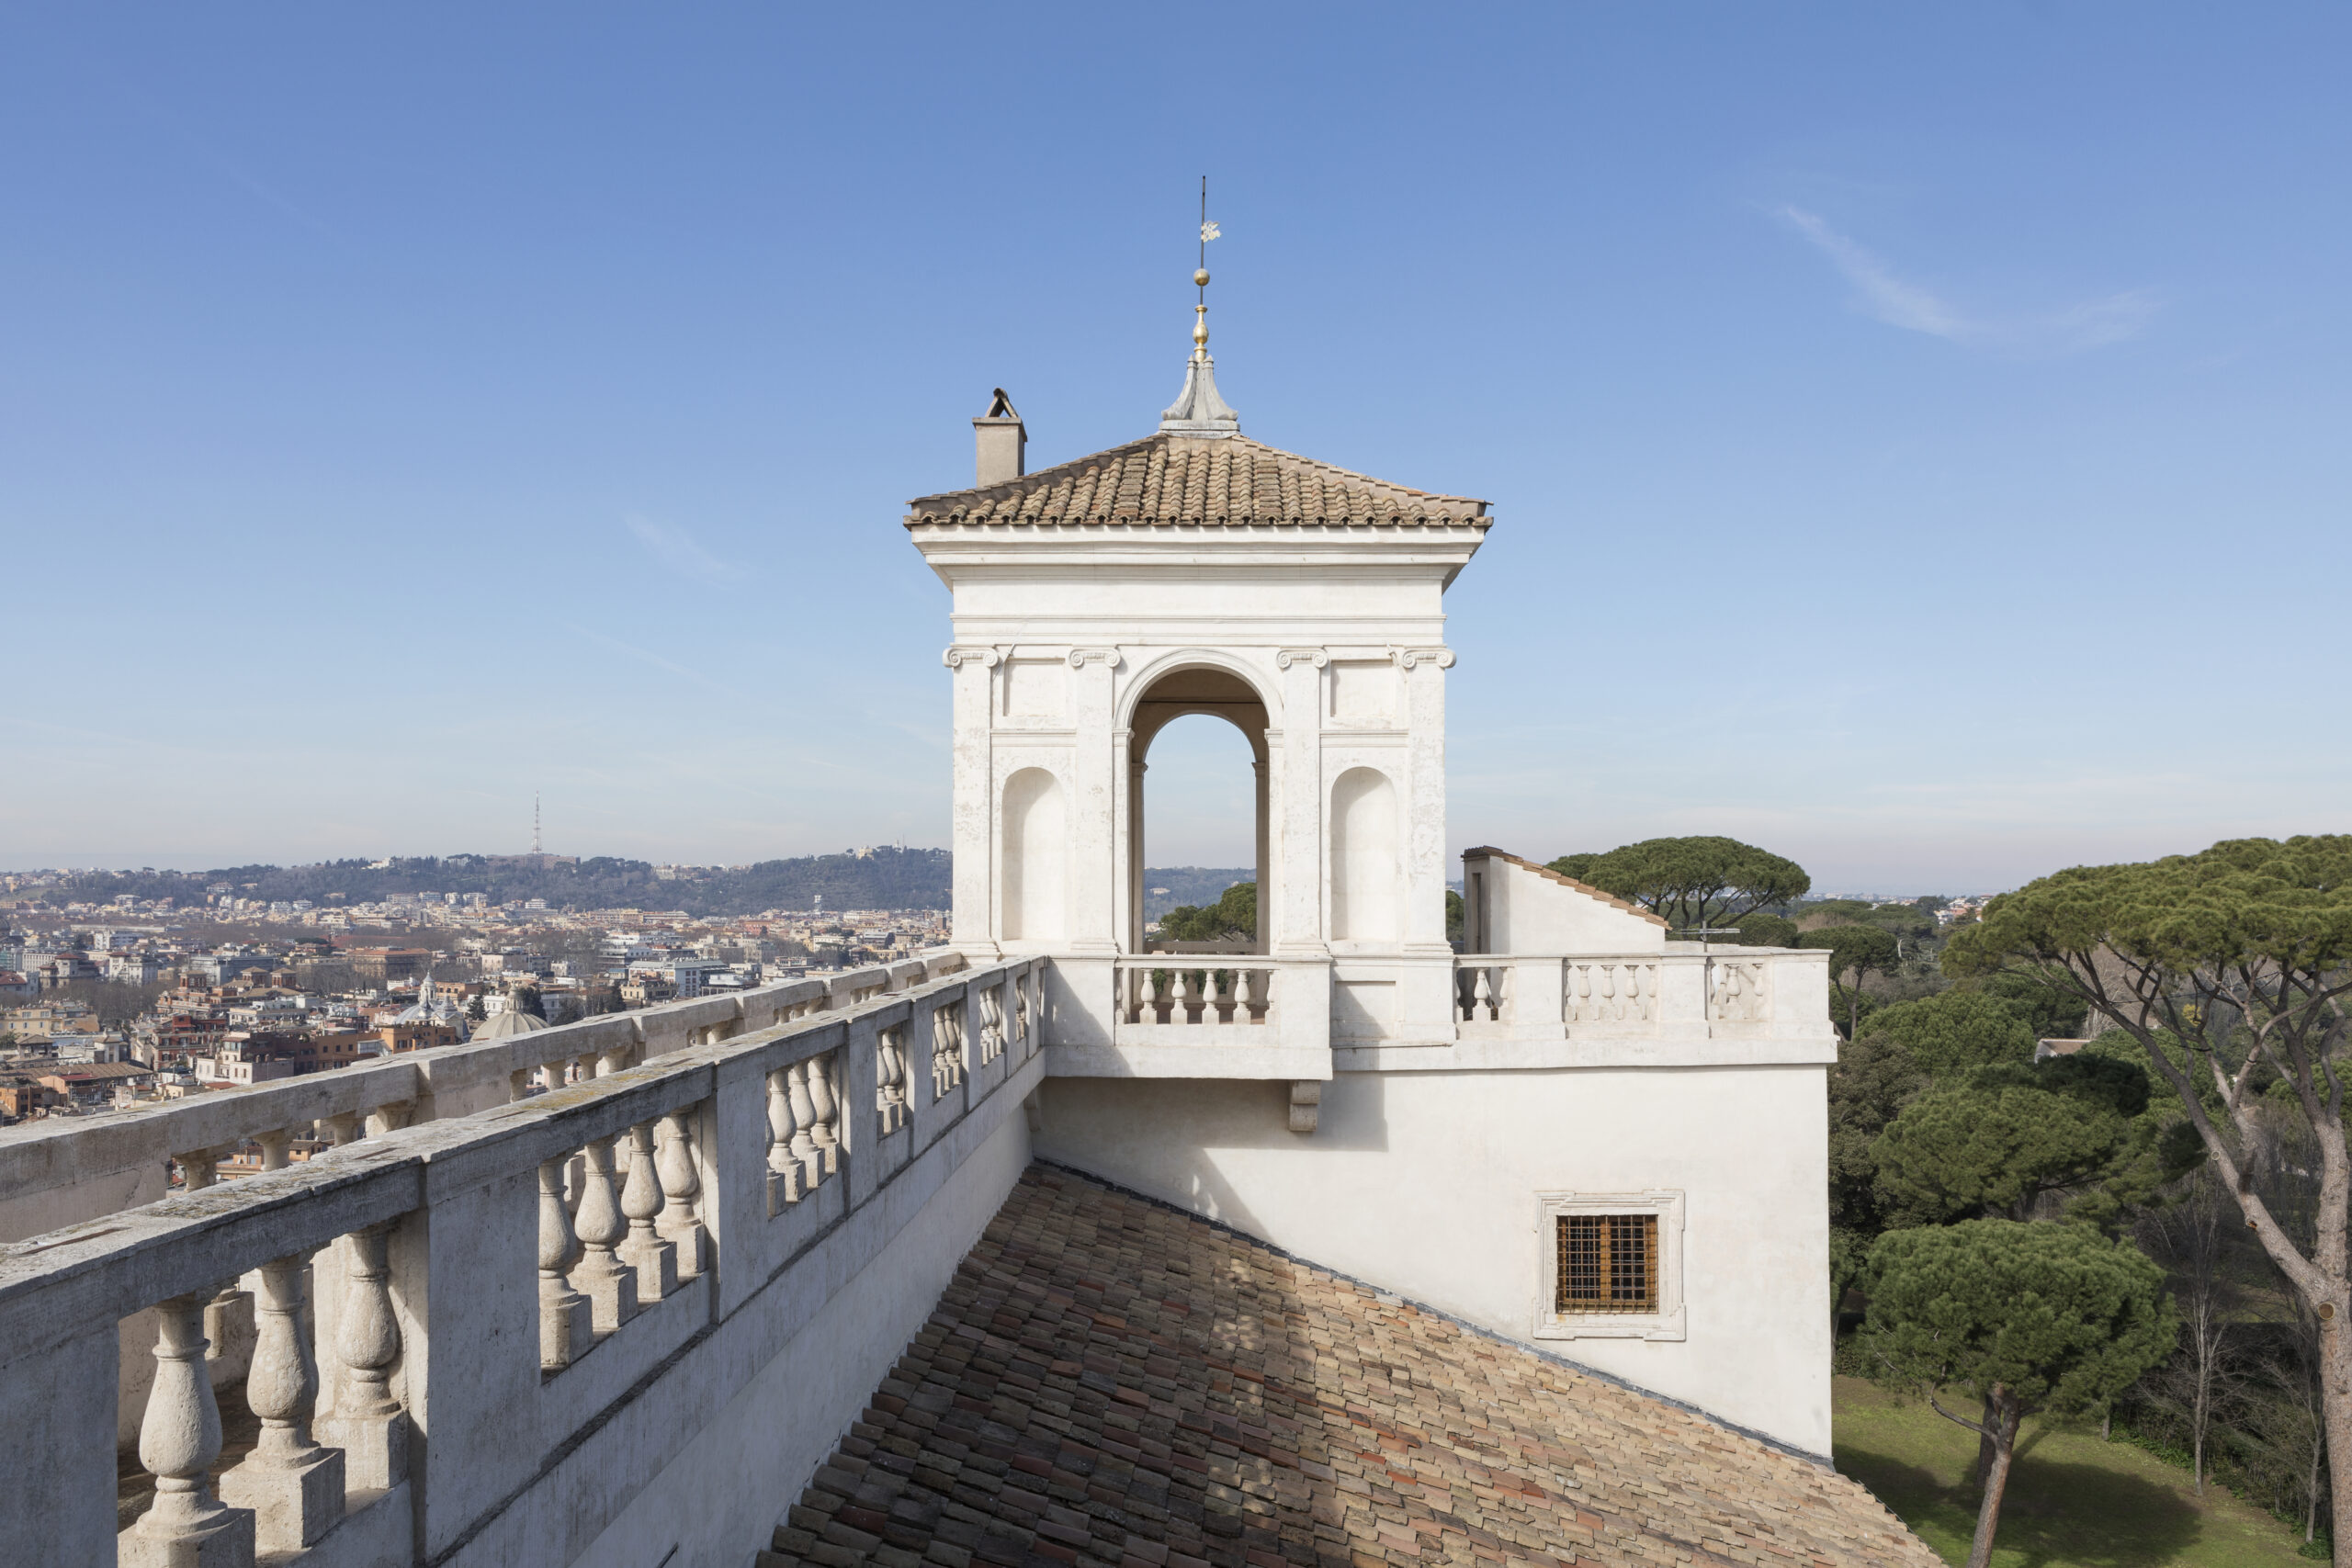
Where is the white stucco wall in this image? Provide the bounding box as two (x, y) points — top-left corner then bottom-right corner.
(1466, 852), (1668, 954)
(1033, 1065), (1832, 1457)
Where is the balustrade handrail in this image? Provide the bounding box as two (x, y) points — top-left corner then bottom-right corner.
(0, 954), (969, 1243)
(0, 956), (1005, 1289)
(0, 953), (1039, 1568)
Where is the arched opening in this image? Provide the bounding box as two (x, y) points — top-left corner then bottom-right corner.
(1001, 767), (1065, 941)
(1329, 766), (1399, 942)
(1128, 665), (1270, 953)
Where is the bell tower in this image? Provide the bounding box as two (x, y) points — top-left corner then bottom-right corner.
(906, 248), (1489, 1061)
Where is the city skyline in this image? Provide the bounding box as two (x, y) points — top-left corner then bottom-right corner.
(4, 6), (2346, 891)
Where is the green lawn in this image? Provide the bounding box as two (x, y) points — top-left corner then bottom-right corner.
(1834, 1376), (2317, 1568)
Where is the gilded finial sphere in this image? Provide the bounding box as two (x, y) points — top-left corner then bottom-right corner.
(1193, 268), (1210, 288)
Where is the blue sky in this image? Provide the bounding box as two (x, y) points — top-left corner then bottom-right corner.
(2, 6), (2345, 895)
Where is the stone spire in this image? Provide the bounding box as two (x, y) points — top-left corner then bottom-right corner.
(1160, 179), (1239, 437)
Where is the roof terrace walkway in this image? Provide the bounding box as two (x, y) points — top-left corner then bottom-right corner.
(761, 1168), (1935, 1568)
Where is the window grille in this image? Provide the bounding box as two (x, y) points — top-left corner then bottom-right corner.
(1555, 1213), (1658, 1314)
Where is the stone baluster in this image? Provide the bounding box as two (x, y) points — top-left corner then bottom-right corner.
(538, 1158), (593, 1371)
(322, 1111), (359, 1147)
(655, 1110), (707, 1276)
(175, 1146), (257, 1383)
(785, 1061), (822, 1190)
(1471, 967), (1497, 1021)
(767, 1066), (805, 1208)
(1179, 969), (1204, 1024)
(510, 1066), (532, 1101)
(807, 1053), (842, 1174)
(568, 1137), (638, 1331)
(364, 1100), (413, 1138)
(933, 1004), (963, 1097)
(220, 1251), (343, 1549)
(119, 1292), (254, 1567)
(255, 1127), (292, 1171)
(617, 1121), (676, 1303)
(318, 1221), (409, 1491)
(876, 1028), (907, 1134)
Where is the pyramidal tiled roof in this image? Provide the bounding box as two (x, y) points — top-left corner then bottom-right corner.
(905, 433), (1490, 530)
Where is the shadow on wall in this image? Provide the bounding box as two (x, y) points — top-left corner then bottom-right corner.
(1031, 1074), (1389, 1240)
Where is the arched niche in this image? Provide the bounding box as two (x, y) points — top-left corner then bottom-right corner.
(1329, 766), (1399, 942)
(1001, 767), (1066, 941)
(1126, 663), (1272, 953)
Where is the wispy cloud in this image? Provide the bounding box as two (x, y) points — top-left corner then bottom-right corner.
(1777, 206), (2157, 355)
(625, 515), (741, 583)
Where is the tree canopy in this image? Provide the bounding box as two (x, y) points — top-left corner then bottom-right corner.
(1157, 881), (1257, 942)
(1863, 990), (2040, 1082)
(1544, 836), (1809, 932)
(1799, 923), (1900, 1038)
(1865, 1218), (2176, 1419)
(1871, 1055), (2196, 1227)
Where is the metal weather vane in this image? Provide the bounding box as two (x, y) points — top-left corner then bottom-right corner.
(1194, 175), (1220, 352)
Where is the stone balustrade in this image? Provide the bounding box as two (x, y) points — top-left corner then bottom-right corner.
(0, 955), (1044, 1568)
(0, 956), (960, 1247)
(1113, 957), (1273, 1027)
(1435, 946), (1831, 1062)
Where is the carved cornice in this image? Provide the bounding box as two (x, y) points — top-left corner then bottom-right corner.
(1273, 648), (1329, 671)
(1399, 648), (1456, 670)
(942, 646), (1001, 670)
(1066, 648), (1121, 669)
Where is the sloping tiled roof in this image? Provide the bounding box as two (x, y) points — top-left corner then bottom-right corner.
(905, 435), (1490, 529)
(1462, 848), (1673, 931)
(756, 1167), (1935, 1568)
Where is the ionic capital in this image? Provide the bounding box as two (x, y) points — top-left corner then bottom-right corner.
(1399, 648), (1456, 670)
(1066, 647), (1121, 670)
(1274, 648), (1329, 671)
(942, 646), (1001, 670)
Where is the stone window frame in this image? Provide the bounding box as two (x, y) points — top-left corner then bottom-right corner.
(1532, 1189), (1687, 1342)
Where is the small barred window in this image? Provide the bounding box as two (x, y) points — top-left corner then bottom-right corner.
(1555, 1213), (1658, 1314)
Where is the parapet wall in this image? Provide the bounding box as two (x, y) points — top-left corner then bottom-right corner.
(0, 956), (1046, 1568)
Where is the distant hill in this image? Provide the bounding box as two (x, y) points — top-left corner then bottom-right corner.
(22, 848), (955, 919)
(20, 851), (1254, 922)
(1139, 867), (1255, 919)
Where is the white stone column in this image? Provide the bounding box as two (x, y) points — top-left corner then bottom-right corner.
(1400, 648), (1455, 953)
(944, 647), (1000, 954)
(1066, 648), (1120, 953)
(1272, 649), (1329, 956)
(1118, 729), (1142, 952)
(1252, 753), (1271, 954)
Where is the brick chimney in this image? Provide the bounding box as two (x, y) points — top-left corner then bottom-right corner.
(973, 389), (1024, 487)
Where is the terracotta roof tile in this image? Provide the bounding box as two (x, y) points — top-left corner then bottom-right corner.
(906, 435), (1490, 530)
(757, 1167), (1933, 1568)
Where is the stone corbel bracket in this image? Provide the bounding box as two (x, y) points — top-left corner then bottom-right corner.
(942, 647), (1001, 670)
(1398, 648), (1455, 670)
(1273, 649), (1329, 671)
(1288, 1081), (1320, 1134)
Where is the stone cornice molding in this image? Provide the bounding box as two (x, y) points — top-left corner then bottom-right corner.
(1066, 648), (1121, 670)
(1399, 648), (1456, 670)
(1273, 649), (1329, 671)
(942, 647), (1001, 670)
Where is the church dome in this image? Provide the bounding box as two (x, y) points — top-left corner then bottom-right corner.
(472, 1004), (550, 1039)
